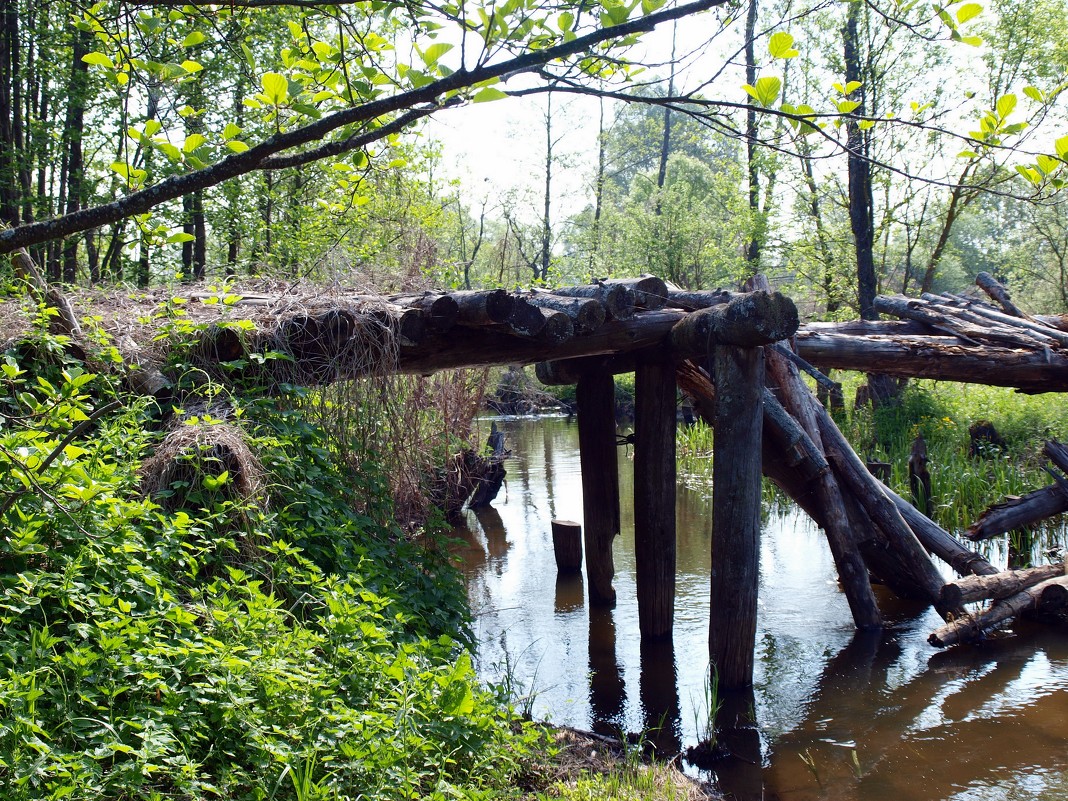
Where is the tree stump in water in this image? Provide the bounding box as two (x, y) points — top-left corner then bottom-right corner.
(551, 520), (583, 573)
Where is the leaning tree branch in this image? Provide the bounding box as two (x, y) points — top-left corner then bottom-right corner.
(0, 0), (724, 255)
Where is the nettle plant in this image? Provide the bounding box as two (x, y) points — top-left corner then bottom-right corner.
(0, 320), (536, 800)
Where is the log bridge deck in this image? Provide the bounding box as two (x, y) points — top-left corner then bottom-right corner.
(16, 247), (1068, 690)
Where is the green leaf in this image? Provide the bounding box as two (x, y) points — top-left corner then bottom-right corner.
(996, 93), (1017, 119)
(1024, 86), (1044, 103)
(957, 150), (978, 159)
(960, 35), (983, 46)
(261, 72), (289, 105)
(956, 2), (982, 23)
(641, 0), (665, 12)
(226, 140), (250, 153)
(182, 133), (205, 153)
(180, 60), (203, 73)
(222, 123), (242, 141)
(1015, 164), (1041, 185)
(743, 76), (781, 108)
(768, 32), (799, 59)
(1036, 154), (1061, 175)
(558, 11), (575, 31)
(181, 31), (206, 48)
(836, 99), (861, 114)
(858, 119), (875, 130)
(473, 87), (509, 103)
(82, 52), (115, 69)
(420, 43), (453, 67)
(166, 232), (195, 244)
(1055, 135), (1068, 160)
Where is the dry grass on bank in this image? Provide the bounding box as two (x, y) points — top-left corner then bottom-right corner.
(527, 728), (719, 801)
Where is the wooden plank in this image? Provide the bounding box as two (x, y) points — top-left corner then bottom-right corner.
(709, 345), (764, 688)
(577, 370), (620, 605)
(633, 351), (676, 638)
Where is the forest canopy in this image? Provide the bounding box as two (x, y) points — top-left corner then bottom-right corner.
(2, 0), (1068, 313)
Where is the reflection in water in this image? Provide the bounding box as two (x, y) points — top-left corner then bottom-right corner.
(453, 417), (1068, 801)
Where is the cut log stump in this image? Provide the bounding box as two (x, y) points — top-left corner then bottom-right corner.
(551, 519), (583, 573)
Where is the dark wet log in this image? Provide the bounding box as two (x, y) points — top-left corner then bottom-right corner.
(813, 402), (946, 607)
(633, 349), (676, 640)
(504, 295), (548, 337)
(967, 484), (1068, 541)
(602, 274), (668, 310)
(536, 307), (575, 344)
(391, 293), (458, 332)
(1046, 440), (1068, 474)
(577, 370), (620, 605)
(671, 291), (799, 353)
(709, 345), (764, 687)
(664, 288), (732, 311)
(909, 434), (932, 518)
(976, 271), (1034, 320)
(940, 563), (1065, 609)
(929, 575), (1068, 648)
(452, 289), (515, 325)
(763, 338), (882, 630)
(526, 292), (607, 334)
(793, 331), (1068, 394)
(536, 353), (637, 386)
(882, 485), (998, 577)
(551, 519), (584, 573)
(402, 309), (685, 375)
(550, 283), (635, 320)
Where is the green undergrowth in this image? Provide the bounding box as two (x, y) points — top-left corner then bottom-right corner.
(844, 378), (1068, 536)
(0, 321), (542, 800)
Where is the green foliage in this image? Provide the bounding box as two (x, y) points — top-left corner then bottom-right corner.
(0, 329), (536, 800)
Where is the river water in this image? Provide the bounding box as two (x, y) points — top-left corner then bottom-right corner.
(452, 416), (1068, 800)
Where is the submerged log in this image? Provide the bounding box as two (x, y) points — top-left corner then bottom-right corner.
(940, 563), (1066, 609)
(929, 575), (1068, 648)
(671, 291), (799, 353)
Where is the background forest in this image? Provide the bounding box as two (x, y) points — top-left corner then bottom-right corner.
(2, 0), (1067, 313)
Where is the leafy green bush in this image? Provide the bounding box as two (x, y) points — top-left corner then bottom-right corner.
(0, 329), (536, 800)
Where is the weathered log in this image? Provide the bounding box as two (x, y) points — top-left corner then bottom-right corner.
(452, 289), (515, 325)
(402, 309), (686, 375)
(526, 292), (606, 334)
(874, 295), (1041, 349)
(1046, 440), (1068, 474)
(577, 370), (620, 605)
(709, 344), (764, 687)
(813, 402), (947, 607)
(390, 293), (459, 332)
(762, 388), (829, 481)
(671, 291), (799, 353)
(633, 349), (676, 640)
(967, 484), (1068, 541)
(12, 249), (82, 337)
(550, 283), (636, 320)
(602, 275), (668, 310)
(763, 340), (882, 630)
(909, 434), (932, 518)
(537, 307), (575, 344)
(940, 563), (1066, 609)
(882, 484), (998, 577)
(551, 519), (584, 573)
(504, 295), (549, 337)
(975, 271), (1034, 321)
(929, 575), (1068, 648)
(664, 288), (733, 311)
(794, 331), (1068, 394)
(927, 293), (1068, 349)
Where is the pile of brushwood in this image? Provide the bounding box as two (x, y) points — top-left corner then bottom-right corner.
(0, 310), (544, 800)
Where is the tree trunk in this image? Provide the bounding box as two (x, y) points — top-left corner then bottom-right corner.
(844, 0), (876, 320)
(743, 0), (760, 266)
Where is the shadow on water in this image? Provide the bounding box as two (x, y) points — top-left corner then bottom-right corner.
(452, 416), (1068, 801)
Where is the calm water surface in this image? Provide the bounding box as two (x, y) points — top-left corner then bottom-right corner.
(452, 417), (1068, 800)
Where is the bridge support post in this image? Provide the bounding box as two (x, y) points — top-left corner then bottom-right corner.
(577, 369), (620, 605)
(709, 344), (764, 689)
(634, 352), (676, 640)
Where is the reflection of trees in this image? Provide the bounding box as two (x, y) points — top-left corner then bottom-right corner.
(743, 627), (1068, 801)
(589, 605), (626, 737)
(640, 640), (682, 755)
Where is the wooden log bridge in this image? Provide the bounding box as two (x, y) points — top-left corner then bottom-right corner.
(18, 247), (1068, 691)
